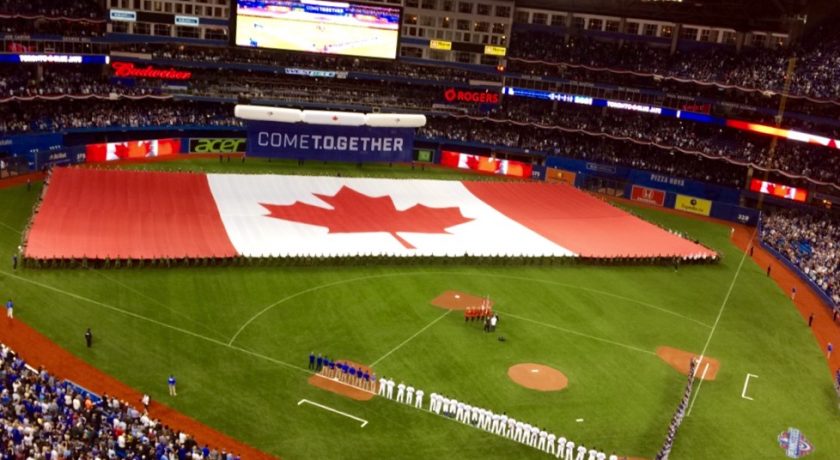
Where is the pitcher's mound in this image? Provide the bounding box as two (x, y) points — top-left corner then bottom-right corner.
(431, 290), (494, 310)
(508, 363), (568, 391)
(656, 346), (720, 381)
(307, 360), (375, 401)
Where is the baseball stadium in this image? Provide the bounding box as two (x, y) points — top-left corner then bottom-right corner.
(1, 0), (840, 459)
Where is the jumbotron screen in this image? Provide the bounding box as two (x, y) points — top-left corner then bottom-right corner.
(749, 179), (808, 203)
(234, 0), (401, 59)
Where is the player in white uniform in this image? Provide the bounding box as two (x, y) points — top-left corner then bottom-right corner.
(514, 421), (524, 443)
(596, 452), (606, 460)
(506, 417), (516, 439)
(414, 389), (424, 409)
(555, 437), (567, 458)
(448, 399), (458, 418)
(547, 433), (557, 455)
(575, 445), (587, 460)
(405, 385), (414, 405)
(455, 402), (465, 422)
(386, 379), (395, 399)
(587, 448), (598, 460)
(530, 426), (540, 448)
(396, 382), (406, 403)
(498, 414), (508, 436)
(522, 423), (534, 445)
(482, 410), (493, 431)
(537, 429), (548, 451)
(608, 455), (618, 460)
(489, 413), (500, 433)
(377, 377), (387, 397)
(563, 441), (575, 460)
(520, 423), (531, 444)
(476, 408), (485, 427)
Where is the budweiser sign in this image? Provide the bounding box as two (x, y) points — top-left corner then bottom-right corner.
(443, 88), (500, 104)
(111, 61), (192, 80)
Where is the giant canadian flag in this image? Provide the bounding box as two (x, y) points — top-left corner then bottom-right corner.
(24, 168), (716, 260)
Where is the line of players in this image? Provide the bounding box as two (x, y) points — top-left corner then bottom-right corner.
(309, 352), (376, 392)
(309, 352), (614, 458)
(376, 377), (425, 409)
(424, 393), (615, 460)
(464, 304), (493, 322)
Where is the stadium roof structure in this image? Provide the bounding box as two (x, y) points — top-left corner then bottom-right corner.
(516, 0), (808, 32)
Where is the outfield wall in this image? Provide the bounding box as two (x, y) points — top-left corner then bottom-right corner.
(544, 156), (760, 226)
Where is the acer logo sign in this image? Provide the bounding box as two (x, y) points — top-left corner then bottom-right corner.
(189, 138), (246, 153)
(443, 88), (500, 104)
(111, 61), (192, 80)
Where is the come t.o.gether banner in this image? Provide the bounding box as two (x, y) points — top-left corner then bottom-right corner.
(246, 121), (414, 163)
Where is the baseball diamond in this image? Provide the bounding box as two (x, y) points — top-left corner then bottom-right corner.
(0, 157), (837, 460)
(2, 2), (840, 458)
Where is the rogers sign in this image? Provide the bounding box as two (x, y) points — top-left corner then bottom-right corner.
(443, 88), (500, 104)
(111, 61), (192, 80)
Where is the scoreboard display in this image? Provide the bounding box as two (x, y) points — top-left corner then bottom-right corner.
(234, 0), (401, 60)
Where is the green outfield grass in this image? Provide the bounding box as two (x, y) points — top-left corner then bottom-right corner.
(0, 160), (837, 459)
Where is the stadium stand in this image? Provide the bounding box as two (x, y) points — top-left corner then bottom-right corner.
(0, 0), (104, 18)
(507, 27), (840, 101)
(0, 342), (241, 459)
(761, 210), (840, 305)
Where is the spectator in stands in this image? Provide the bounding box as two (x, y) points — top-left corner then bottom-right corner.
(762, 210), (840, 305)
(0, 343), (240, 459)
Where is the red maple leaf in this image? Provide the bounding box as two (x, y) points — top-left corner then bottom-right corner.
(260, 186), (473, 249)
(114, 142), (132, 160)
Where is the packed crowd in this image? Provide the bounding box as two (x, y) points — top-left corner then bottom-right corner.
(114, 43), (499, 84)
(2, 49), (839, 186)
(0, 68), (162, 99)
(0, 342), (241, 459)
(0, 100), (239, 133)
(492, 99), (840, 184)
(0, 16), (105, 35)
(422, 103), (840, 187)
(508, 29), (840, 101)
(0, 0), (104, 18)
(761, 210), (840, 305)
(4, 89), (839, 188)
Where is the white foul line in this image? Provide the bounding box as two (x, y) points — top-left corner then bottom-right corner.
(369, 309), (452, 367)
(496, 310), (657, 356)
(298, 399), (368, 427)
(0, 220), (22, 234)
(741, 373), (758, 400)
(686, 231), (756, 417)
(685, 362), (710, 415)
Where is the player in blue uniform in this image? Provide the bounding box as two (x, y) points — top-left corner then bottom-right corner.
(167, 375), (177, 396)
